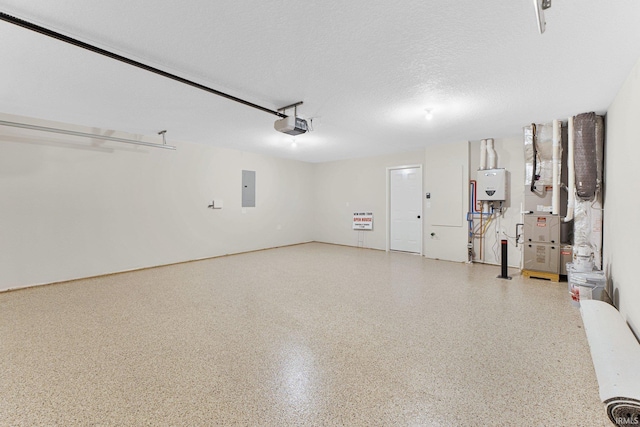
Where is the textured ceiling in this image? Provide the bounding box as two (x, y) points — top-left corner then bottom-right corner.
(1, 1), (640, 162)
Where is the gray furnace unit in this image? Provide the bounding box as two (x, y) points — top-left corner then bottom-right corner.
(523, 215), (560, 273)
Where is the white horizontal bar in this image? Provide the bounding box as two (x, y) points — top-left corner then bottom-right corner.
(0, 120), (176, 150)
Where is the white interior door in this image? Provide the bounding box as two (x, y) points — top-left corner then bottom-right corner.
(390, 167), (422, 253)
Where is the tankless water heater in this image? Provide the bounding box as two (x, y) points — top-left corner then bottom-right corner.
(476, 168), (507, 201)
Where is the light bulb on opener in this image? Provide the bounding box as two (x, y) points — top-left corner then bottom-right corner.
(425, 109), (433, 121)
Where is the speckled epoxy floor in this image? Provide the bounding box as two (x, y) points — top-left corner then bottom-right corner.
(0, 243), (610, 426)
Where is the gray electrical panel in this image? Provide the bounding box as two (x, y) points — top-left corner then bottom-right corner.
(523, 215), (561, 273)
(242, 170), (255, 207)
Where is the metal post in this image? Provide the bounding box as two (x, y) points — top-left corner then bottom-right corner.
(498, 239), (512, 280)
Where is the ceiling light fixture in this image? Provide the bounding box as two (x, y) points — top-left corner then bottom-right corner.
(425, 109), (433, 121)
(533, 0), (551, 34)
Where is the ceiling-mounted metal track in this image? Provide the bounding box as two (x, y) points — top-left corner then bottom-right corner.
(0, 119), (177, 150)
(277, 101), (304, 119)
(277, 101), (304, 113)
(0, 11), (287, 119)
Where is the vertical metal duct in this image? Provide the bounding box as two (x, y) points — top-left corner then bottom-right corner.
(574, 112), (603, 201)
(573, 112), (604, 269)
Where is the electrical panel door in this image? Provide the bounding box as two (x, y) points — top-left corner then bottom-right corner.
(242, 170), (256, 207)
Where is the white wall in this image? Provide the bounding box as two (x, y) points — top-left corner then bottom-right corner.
(1, 114), (476, 290)
(603, 57), (640, 336)
(313, 142), (472, 263)
(423, 141), (469, 263)
(313, 150), (424, 250)
(0, 113), (314, 291)
(469, 137), (525, 268)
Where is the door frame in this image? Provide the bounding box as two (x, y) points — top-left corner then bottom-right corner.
(386, 165), (423, 255)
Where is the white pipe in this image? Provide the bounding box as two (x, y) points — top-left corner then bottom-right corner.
(552, 120), (561, 215)
(487, 138), (497, 169)
(482, 138), (494, 228)
(519, 202), (525, 270)
(479, 138), (490, 259)
(564, 117), (575, 222)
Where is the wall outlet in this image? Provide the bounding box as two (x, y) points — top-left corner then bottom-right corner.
(208, 199), (223, 209)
